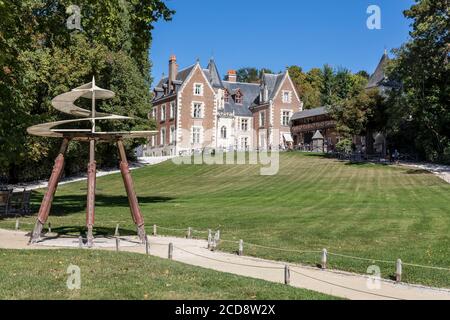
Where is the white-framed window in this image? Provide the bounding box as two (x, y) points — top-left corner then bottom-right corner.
(192, 126), (202, 144)
(282, 90), (292, 103)
(259, 111), (265, 127)
(194, 83), (203, 96)
(170, 102), (176, 119)
(259, 132), (266, 148)
(160, 127), (166, 146)
(240, 137), (249, 150)
(160, 104), (166, 121)
(170, 125), (176, 144)
(151, 107), (157, 119)
(192, 102), (203, 119)
(281, 110), (292, 126)
(241, 119), (248, 131)
(221, 126), (227, 139)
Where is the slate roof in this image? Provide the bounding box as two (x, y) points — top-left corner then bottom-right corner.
(312, 130), (324, 140)
(153, 64), (196, 100)
(291, 107), (328, 121)
(152, 59), (289, 117)
(262, 73), (286, 99)
(223, 81), (260, 116)
(366, 52), (399, 90)
(205, 58), (223, 88)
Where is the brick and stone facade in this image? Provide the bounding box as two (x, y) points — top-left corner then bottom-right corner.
(144, 56), (302, 156)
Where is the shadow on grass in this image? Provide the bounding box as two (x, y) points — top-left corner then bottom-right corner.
(0, 194), (176, 220)
(298, 152), (328, 158)
(51, 225), (138, 237)
(48, 195), (175, 216)
(405, 169), (432, 175)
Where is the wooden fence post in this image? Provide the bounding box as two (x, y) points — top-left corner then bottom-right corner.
(284, 265), (290, 285)
(239, 240), (244, 256)
(114, 224), (120, 237)
(48, 222), (51, 233)
(322, 249), (327, 270)
(207, 230), (212, 250)
(216, 230), (221, 242)
(168, 243), (173, 260)
(78, 236), (83, 248)
(145, 236), (150, 255)
(115, 237), (120, 252)
(212, 237), (217, 251)
(187, 227), (192, 239)
(15, 218), (19, 231)
(396, 259), (402, 283)
(153, 224), (157, 236)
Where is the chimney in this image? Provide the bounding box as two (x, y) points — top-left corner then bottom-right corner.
(168, 54), (178, 93)
(227, 70), (237, 83)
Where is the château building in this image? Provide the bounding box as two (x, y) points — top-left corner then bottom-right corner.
(144, 55), (302, 156)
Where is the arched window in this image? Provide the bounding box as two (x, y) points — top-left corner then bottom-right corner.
(221, 126), (227, 139)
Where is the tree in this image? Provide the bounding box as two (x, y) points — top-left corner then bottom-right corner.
(287, 65), (322, 109)
(0, 0), (174, 182)
(387, 0), (450, 162)
(320, 64), (335, 106)
(234, 67), (274, 83)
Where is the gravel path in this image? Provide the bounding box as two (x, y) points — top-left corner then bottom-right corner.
(401, 162), (450, 184)
(1, 229), (449, 300)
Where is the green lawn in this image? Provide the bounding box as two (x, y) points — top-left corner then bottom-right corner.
(1, 152), (450, 288)
(0, 249), (335, 300)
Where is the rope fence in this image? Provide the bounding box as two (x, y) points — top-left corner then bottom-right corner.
(171, 244), (404, 300)
(150, 224), (450, 275)
(9, 218), (450, 274)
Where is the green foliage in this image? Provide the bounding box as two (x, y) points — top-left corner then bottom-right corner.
(387, 0), (449, 162)
(3, 153), (450, 287)
(335, 139), (353, 153)
(0, 0), (173, 182)
(329, 88), (385, 137)
(287, 66), (322, 109)
(233, 67), (274, 83)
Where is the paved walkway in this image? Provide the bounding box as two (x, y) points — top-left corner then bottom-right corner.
(401, 162), (450, 184)
(1, 229), (449, 300)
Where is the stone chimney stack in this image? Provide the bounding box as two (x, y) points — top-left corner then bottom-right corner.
(168, 54), (178, 93)
(227, 70), (237, 83)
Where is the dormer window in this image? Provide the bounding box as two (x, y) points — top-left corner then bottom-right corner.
(235, 89), (243, 104)
(224, 89), (229, 102)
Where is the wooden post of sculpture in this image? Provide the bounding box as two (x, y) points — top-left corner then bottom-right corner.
(30, 138), (70, 243)
(27, 78), (156, 246)
(86, 139), (96, 247)
(117, 139), (146, 242)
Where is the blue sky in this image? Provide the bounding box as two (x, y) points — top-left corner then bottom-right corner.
(150, 0), (415, 83)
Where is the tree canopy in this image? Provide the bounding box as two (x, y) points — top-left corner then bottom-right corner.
(0, 0), (174, 182)
(387, 0), (450, 162)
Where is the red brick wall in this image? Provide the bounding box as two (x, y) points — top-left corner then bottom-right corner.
(178, 66), (216, 149)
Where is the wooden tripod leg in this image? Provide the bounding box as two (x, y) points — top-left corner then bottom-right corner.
(117, 139), (146, 242)
(86, 139), (96, 247)
(29, 138), (70, 244)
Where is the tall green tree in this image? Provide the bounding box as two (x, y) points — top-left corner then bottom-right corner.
(234, 67), (274, 83)
(287, 65), (322, 109)
(0, 0), (174, 182)
(388, 0), (449, 162)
